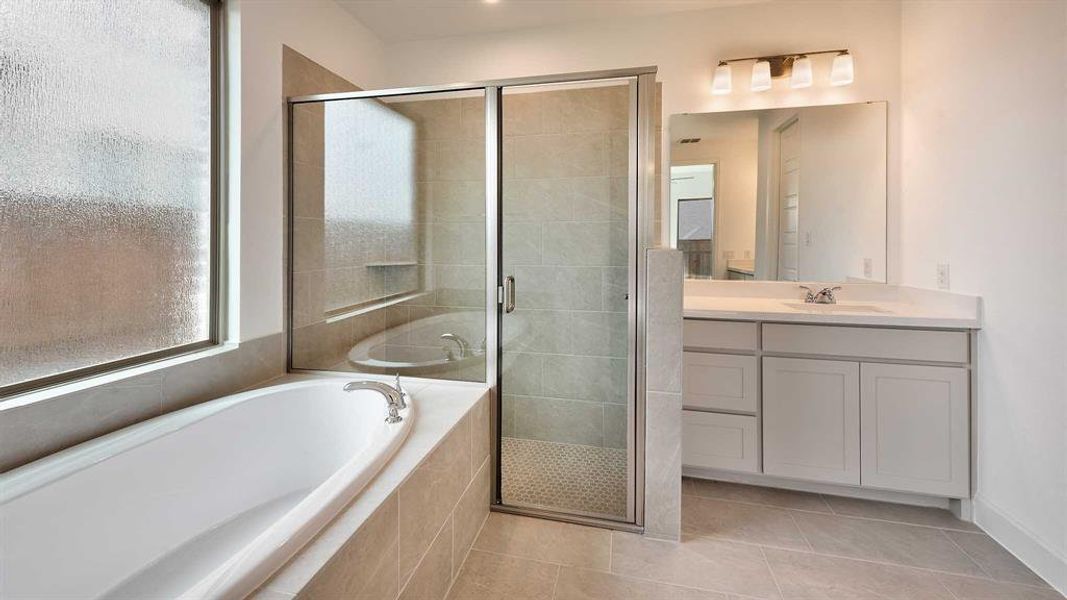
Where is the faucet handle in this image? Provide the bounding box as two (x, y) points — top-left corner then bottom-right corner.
(799, 285), (816, 303)
(394, 373), (409, 410)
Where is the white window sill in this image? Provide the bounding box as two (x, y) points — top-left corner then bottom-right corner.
(0, 343), (241, 412)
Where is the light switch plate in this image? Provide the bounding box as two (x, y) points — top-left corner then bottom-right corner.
(863, 258), (873, 278)
(937, 263), (950, 290)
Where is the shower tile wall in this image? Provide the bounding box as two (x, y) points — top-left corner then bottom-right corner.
(501, 84), (631, 451)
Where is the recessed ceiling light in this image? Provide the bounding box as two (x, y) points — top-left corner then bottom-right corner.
(484, 0), (500, 4)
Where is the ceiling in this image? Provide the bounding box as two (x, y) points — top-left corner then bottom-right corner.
(337, 0), (767, 43)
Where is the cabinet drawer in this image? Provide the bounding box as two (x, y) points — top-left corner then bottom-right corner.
(683, 352), (758, 413)
(762, 324), (969, 364)
(682, 410), (759, 473)
(684, 319), (757, 351)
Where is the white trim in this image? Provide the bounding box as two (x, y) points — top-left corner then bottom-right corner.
(974, 496), (1067, 596)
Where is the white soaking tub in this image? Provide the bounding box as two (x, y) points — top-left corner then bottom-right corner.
(0, 378), (414, 600)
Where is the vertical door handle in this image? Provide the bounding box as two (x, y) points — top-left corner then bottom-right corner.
(503, 275), (516, 313)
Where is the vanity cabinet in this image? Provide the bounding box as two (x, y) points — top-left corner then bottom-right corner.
(762, 357), (860, 485)
(682, 318), (973, 499)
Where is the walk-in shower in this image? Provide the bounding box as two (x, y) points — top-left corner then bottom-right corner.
(287, 67), (657, 528)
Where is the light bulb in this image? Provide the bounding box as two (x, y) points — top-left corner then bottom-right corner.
(711, 62), (732, 95)
(790, 55), (813, 89)
(751, 60), (772, 92)
(830, 52), (854, 86)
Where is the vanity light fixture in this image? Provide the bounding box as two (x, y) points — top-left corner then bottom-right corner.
(830, 51), (855, 86)
(711, 61), (732, 95)
(751, 60), (772, 92)
(790, 55), (813, 88)
(711, 49), (853, 95)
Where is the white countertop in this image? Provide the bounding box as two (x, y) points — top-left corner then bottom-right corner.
(683, 281), (981, 329)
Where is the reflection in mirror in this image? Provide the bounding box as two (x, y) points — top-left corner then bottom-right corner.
(669, 102), (887, 283)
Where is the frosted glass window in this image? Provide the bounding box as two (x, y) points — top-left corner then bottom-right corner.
(0, 0), (217, 392)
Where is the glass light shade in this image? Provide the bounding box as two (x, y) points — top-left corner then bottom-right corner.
(790, 56), (813, 88)
(830, 52), (855, 86)
(711, 63), (732, 95)
(750, 60), (772, 92)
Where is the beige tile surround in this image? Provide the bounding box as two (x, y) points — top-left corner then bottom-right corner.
(440, 478), (1062, 600)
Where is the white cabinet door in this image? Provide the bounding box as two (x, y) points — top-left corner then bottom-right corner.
(763, 357), (860, 485)
(682, 410), (759, 473)
(861, 363), (970, 497)
(683, 352), (758, 413)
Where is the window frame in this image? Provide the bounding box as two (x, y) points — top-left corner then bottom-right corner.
(0, 0), (225, 399)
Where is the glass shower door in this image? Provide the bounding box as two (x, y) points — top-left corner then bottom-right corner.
(498, 79), (636, 521)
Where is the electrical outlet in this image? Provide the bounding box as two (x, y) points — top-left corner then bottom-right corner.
(744, 250), (752, 259)
(937, 263), (950, 290)
(804, 231), (813, 247)
(863, 258), (873, 279)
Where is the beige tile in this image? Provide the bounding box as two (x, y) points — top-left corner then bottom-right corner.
(401, 517), (454, 600)
(291, 161), (325, 220)
(507, 395), (604, 446)
(502, 91), (545, 136)
(681, 478), (832, 513)
(400, 415), (473, 582)
(453, 457), (491, 577)
(541, 354), (627, 404)
(610, 532), (781, 599)
(603, 403), (628, 449)
(292, 217), (324, 273)
(510, 265), (603, 311)
(791, 512), (986, 576)
(822, 495), (980, 531)
(470, 395), (491, 472)
(503, 221), (542, 266)
(554, 566), (728, 600)
(299, 493), (399, 600)
(541, 221), (617, 267)
(643, 391), (682, 540)
(763, 547), (954, 599)
(681, 495), (811, 551)
(510, 133), (608, 179)
(943, 530), (1051, 587)
(446, 550), (559, 600)
(936, 574), (1064, 600)
(473, 512), (611, 570)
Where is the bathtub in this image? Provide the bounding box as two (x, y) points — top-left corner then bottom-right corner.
(0, 378), (414, 599)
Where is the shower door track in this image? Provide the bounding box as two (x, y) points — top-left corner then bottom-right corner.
(285, 66), (657, 533)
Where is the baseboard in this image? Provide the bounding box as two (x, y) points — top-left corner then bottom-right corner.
(683, 466), (955, 510)
(973, 497), (1066, 596)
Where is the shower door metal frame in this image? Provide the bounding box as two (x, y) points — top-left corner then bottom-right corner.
(285, 66), (657, 532)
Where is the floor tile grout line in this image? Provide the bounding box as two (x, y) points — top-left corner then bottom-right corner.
(938, 527), (997, 581)
(786, 510), (815, 553)
(548, 564), (561, 600)
(759, 545), (788, 600)
(680, 530), (1027, 584)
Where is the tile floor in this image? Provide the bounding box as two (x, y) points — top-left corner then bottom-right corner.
(444, 478), (1063, 599)
(501, 437), (627, 518)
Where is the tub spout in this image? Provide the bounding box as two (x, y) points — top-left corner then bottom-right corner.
(343, 380), (406, 423)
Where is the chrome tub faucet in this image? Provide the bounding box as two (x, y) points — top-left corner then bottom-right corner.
(343, 375), (409, 423)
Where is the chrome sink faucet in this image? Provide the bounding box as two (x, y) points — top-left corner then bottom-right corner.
(343, 375), (409, 423)
(799, 285), (842, 304)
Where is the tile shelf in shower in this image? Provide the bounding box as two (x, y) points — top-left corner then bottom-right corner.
(364, 261), (418, 268)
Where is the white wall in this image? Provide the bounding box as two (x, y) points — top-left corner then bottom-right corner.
(379, 1), (902, 265)
(233, 0), (387, 340)
(900, 1), (1067, 591)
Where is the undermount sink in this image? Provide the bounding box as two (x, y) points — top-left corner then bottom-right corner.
(783, 302), (892, 314)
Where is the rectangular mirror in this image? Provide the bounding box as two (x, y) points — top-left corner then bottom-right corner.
(669, 102), (887, 282)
